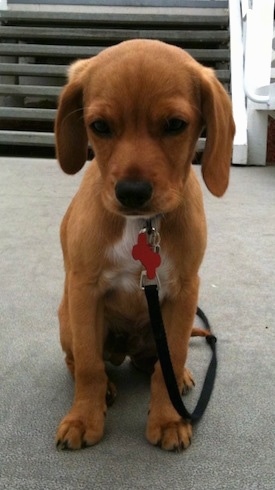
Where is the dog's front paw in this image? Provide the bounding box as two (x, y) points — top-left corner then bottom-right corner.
(56, 409), (105, 450)
(146, 416), (192, 452)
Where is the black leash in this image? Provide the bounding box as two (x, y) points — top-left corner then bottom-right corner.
(144, 285), (217, 424)
(131, 219), (217, 424)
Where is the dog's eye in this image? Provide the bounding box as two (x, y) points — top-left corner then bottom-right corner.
(90, 119), (112, 137)
(164, 118), (187, 134)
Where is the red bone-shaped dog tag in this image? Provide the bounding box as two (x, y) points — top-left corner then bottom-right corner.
(132, 232), (161, 280)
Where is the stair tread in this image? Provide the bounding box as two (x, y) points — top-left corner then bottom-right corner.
(0, 63), (66, 77)
(0, 44), (230, 60)
(0, 8), (229, 152)
(0, 43), (102, 57)
(0, 130), (54, 145)
(0, 9), (229, 26)
(0, 107), (57, 120)
(0, 26), (229, 42)
(0, 84), (61, 97)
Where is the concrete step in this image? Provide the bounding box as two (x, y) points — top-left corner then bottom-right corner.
(0, 130), (54, 146)
(0, 84), (60, 98)
(0, 9), (229, 27)
(0, 8), (230, 155)
(0, 45), (230, 62)
(0, 107), (56, 120)
(0, 25), (229, 44)
(0, 63), (66, 77)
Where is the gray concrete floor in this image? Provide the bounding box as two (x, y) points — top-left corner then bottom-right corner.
(0, 158), (274, 490)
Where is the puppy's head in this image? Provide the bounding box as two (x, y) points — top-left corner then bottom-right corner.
(55, 40), (235, 216)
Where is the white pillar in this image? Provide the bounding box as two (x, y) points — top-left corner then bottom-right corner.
(0, 0), (8, 10)
(245, 0), (275, 164)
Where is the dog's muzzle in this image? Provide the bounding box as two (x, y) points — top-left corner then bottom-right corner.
(115, 180), (153, 210)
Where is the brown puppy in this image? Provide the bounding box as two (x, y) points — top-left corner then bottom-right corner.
(55, 39), (235, 451)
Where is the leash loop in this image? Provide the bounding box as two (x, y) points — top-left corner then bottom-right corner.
(144, 284), (217, 425)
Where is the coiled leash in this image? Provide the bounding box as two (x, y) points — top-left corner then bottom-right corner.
(132, 219), (217, 424)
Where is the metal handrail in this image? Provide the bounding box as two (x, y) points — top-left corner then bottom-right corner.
(243, 0), (274, 104)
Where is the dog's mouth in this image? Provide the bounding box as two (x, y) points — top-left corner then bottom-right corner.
(117, 207), (154, 218)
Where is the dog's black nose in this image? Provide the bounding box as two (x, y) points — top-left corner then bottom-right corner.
(115, 180), (153, 209)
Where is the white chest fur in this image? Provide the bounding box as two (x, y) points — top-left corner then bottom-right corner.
(104, 218), (173, 299)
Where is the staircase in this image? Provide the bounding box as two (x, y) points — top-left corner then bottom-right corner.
(0, 7), (230, 157)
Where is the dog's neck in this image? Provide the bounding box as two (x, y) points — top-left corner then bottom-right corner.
(125, 214), (162, 234)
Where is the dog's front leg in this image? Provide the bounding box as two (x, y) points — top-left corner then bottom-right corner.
(56, 273), (107, 450)
(146, 277), (199, 451)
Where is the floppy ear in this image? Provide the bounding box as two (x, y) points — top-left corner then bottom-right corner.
(200, 68), (235, 197)
(55, 80), (88, 175)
